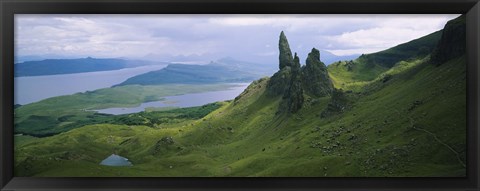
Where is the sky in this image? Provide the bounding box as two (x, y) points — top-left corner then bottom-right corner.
(15, 14), (460, 65)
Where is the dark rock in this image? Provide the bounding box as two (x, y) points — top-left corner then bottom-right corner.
(153, 136), (175, 154)
(408, 100), (423, 111)
(382, 74), (392, 83)
(279, 31), (294, 70)
(321, 89), (350, 117)
(283, 53), (304, 113)
(348, 134), (357, 141)
(430, 15), (466, 65)
(268, 32), (339, 114)
(267, 67), (292, 96)
(302, 48), (334, 97)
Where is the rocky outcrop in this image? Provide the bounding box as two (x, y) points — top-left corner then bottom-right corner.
(279, 31), (294, 70)
(267, 66), (292, 96)
(321, 89), (349, 118)
(302, 48), (334, 97)
(267, 32), (334, 113)
(267, 31), (295, 96)
(430, 15), (466, 65)
(284, 53), (304, 113)
(153, 136), (175, 154)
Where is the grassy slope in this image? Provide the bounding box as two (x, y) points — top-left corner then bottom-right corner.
(15, 84), (239, 137)
(328, 30), (442, 91)
(328, 60), (387, 91)
(15, 55), (466, 176)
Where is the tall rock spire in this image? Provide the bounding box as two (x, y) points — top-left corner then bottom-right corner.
(285, 53), (304, 113)
(269, 32), (335, 114)
(279, 31), (294, 70)
(302, 48), (333, 97)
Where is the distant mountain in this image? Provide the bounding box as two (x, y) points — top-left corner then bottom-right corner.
(141, 53), (217, 65)
(320, 50), (359, 65)
(116, 58), (274, 86)
(210, 57), (277, 76)
(15, 55), (79, 63)
(14, 57), (164, 77)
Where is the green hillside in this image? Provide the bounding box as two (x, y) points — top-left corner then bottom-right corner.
(14, 16), (466, 177)
(14, 54), (466, 176)
(328, 29), (442, 91)
(14, 84), (238, 137)
(117, 58), (273, 86)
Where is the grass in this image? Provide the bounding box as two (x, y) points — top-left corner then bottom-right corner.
(14, 54), (467, 176)
(14, 83), (240, 137)
(328, 59), (388, 91)
(327, 29), (442, 92)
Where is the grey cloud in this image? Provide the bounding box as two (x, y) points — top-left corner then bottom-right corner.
(15, 14), (459, 63)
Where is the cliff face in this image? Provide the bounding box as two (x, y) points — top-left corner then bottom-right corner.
(430, 15), (466, 65)
(267, 32), (334, 113)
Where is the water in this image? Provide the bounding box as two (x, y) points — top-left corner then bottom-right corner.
(95, 83), (249, 115)
(100, 154), (133, 166)
(14, 65), (166, 105)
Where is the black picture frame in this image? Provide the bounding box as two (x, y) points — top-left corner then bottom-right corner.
(1, 0), (479, 190)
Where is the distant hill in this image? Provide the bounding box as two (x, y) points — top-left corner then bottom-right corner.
(358, 30), (442, 68)
(320, 50), (359, 65)
(210, 57), (277, 76)
(116, 58), (275, 86)
(327, 27), (443, 90)
(14, 57), (163, 77)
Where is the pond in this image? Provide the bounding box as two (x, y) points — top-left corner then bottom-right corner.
(100, 154), (133, 166)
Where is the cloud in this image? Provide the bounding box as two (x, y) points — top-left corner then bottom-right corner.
(15, 14), (460, 62)
(209, 17), (277, 26)
(327, 48), (386, 56)
(327, 27), (432, 49)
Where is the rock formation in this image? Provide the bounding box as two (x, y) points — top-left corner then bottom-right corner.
(267, 32), (334, 113)
(430, 15), (466, 65)
(321, 88), (349, 118)
(284, 53), (304, 113)
(267, 31), (294, 96)
(302, 48), (333, 97)
(279, 31), (294, 70)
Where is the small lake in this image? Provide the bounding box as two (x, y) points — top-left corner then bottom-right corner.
(14, 65), (166, 105)
(100, 154), (133, 166)
(95, 83), (249, 115)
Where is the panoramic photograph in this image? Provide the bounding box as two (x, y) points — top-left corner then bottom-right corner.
(14, 14), (466, 177)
